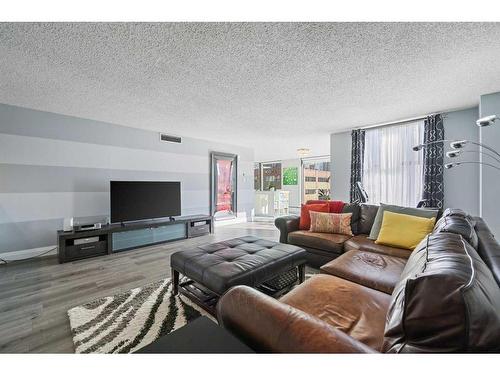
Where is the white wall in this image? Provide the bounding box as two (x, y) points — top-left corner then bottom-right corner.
(330, 131), (352, 202)
(443, 107), (480, 215)
(479, 92), (500, 236)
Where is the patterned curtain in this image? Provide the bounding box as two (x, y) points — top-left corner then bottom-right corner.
(422, 114), (445, 208)
(350, 129), (365, 203)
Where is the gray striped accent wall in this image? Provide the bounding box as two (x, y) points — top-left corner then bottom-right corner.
(0, 103), (255, 254)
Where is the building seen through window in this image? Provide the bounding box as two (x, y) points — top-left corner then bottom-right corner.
(303, 158), (331, 201)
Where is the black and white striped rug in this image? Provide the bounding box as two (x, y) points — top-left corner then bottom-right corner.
(67, 278), (209, 353)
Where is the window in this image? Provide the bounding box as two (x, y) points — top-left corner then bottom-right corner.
(254, 163), (261, 190)
(363, 121), (424, 207)
(302, 157), (331, 202)
(262, 162), (282, 190)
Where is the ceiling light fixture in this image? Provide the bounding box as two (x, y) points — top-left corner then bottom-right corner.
(297, 148), (311, 157)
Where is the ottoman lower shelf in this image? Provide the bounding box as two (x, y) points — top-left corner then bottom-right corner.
(177, 267), (304, 315)
(178, 279), (219, 314)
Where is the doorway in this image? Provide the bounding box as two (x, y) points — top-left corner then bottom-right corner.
(210, 152), (238, 220)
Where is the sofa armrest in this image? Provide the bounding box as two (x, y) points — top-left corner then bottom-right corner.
(274, 215), (300, 243)
(216, 285), (376, 353)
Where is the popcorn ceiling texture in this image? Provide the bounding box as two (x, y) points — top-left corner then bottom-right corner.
(1, 23), (500, 160)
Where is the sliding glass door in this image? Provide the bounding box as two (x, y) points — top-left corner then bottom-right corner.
(211, 152), (237, 220)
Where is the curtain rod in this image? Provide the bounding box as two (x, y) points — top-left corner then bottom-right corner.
(332, 104), (477, 134)
(355, 113), (437, 131)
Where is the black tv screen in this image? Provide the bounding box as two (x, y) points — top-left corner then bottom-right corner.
(110, 181), (181, 223)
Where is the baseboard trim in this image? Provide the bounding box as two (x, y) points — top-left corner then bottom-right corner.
(0, 245), (57, 263)
(213, 215), (248, 227)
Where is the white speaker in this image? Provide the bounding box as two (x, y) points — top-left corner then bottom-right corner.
(63, 217), (74, 232)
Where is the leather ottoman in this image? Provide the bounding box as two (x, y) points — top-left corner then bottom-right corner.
(320, 250), (407, 294)
(170, 236), (307, 311)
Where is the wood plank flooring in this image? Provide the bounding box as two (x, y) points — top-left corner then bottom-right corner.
(0, 221), (312, 353)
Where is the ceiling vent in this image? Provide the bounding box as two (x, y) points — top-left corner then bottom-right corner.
(159, 133), (182, 143)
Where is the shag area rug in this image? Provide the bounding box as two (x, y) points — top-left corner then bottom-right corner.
(68, 278), (209, 353)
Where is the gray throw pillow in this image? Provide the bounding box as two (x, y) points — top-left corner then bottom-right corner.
(368, 203), (439, 240)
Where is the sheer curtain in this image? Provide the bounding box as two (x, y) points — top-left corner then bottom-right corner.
(363, 121), (424, 207)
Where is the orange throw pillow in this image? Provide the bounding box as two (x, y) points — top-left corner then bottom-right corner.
(309, 211), (353, 236)
(299, 203), (329, 230)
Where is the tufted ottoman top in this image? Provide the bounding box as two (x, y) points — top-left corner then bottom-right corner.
(171, 236), (307, 295)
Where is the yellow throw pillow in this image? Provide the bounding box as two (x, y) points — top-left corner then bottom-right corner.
(375, 211), (435, 250)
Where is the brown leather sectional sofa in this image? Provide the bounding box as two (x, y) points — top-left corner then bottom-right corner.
(274, 203), (408, 267)
(217, 207), (500, 353)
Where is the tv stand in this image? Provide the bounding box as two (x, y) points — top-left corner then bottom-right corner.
(120, 216), (177, 227)
(57, 214), (213, 263)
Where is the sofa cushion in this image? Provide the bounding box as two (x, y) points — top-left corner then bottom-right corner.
(299, 203), (329, 230)
(368, 203), (438, 240)
(342, 203), (361, 235)
(344, 234), (411, 259)
(288, 230), (349, 255)
(433, 214), (478, 249)
(280, 274), (391, 351)
(383, 232), (500, 353)
(358, 204), (379, 234)
(320, 250), (406, 294)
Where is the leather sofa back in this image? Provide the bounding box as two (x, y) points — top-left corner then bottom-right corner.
(342, 203), (361, 234)
(358, 204), (379, 234)
(433, 215), (478, 249)
(442, 207), (476, 225)
(383, 232), (500, 353)
(475, 217), (500, 287)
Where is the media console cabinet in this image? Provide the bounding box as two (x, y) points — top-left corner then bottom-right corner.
(57, 215), (213, 263)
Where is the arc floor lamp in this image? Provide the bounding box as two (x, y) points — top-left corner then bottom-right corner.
(413, 115), (500, 171)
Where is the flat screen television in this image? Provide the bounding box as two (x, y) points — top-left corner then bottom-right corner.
(110, 181), (181, 223)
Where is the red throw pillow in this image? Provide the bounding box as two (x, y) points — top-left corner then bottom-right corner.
(328, 200), (345, 213)
(305, 200), (345, 213)
(299, 203), (329, 230)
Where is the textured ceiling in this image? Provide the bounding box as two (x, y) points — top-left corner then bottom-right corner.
(1, 22), (500, 160)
